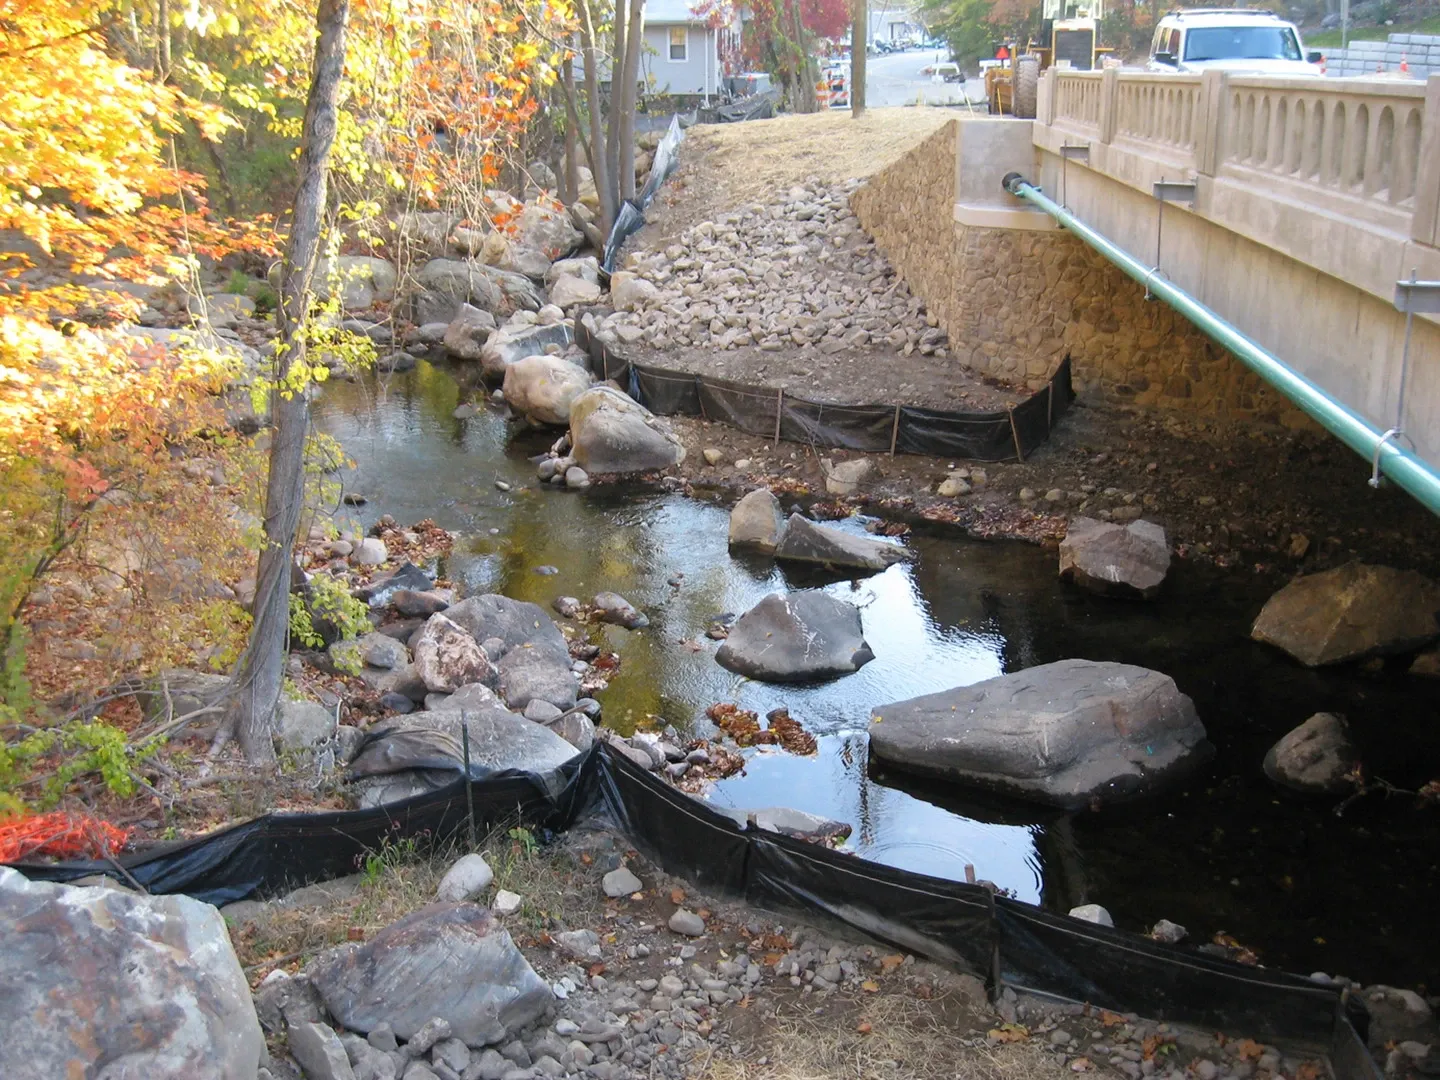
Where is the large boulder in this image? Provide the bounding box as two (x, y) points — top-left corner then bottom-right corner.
(1059, 517), (1171, 600)
(396, 210), (457, 251)
(513, 203), (583, 260)
(413, 613), (496, 694)
(716, 590), (874, 683)
(569, 386), (685, 475)
(307, 902), (552, 1047)
(502, 355), (592, 425)
(480, 321), (575, 380)
(281, 255), (397, 310)
(498, 242), (553, 281)
(1251, 563), (1440, 666)
(442, 594), (569, 659)
(546, 256), (600, 287)
(774, 513), (911, 572)
(442, 303), (498, 361)
(0, 869), (264, 1078)
(417, 258), (502, 315)
(1262, 712), (1359, 794)
(496, 644), (579, 712)
(549, 274), (602, 310)
(868, 659), (1211, 808)
(729, 489), (785, 553)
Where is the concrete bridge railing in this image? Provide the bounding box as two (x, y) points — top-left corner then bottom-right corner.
(1034, 69), (1440, 308)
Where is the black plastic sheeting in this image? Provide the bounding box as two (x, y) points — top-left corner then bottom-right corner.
(577, 314), (1075, 462)
(6, 743), (1371, 1069)
(8, 756), (594, 907)
(601, 116), (685, 274)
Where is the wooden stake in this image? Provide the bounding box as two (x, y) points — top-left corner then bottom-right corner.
(889, 403), (901, 456)
(1008, 406), (1026, 463)
(773, 387), (784, 444)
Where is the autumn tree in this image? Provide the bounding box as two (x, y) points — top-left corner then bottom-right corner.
(740, 0), (848, 111)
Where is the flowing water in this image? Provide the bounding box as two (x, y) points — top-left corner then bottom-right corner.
(315, 358), (1440, 988)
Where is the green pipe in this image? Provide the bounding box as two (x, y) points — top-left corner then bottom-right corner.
(1001, 173), (1440, 519)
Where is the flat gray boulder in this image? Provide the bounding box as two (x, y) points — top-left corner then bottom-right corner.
(868, 659), (1211, 808)
(1059, 517), (1170, 599)
(568, 386), (684, 475)
(1252, 562), (1440, 667)
(347, 705), (580, 785)
(443, 594), (569, 659)
(1263, 712), (1359, 794)
(729, 489), (785, 553)
(716, 591), (874, 683)
(307, 902), (552, 1047)
(496, 644), (579, 712)
(0, 869), (263, 1079)
(774, 514), (912, 573)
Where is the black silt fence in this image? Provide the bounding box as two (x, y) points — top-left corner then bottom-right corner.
(576, 314), (1075, 463)
(8, 744), (1373, 1073)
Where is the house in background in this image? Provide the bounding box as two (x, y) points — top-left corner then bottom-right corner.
(640, 0), (745, 101)
(868, 1), (923, 43)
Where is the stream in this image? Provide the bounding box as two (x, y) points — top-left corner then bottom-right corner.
(315, 357), (1440, 989)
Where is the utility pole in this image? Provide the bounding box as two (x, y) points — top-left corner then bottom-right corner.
(851, 0), (868, 115)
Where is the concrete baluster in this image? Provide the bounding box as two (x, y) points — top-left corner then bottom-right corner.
(1099, 67), (1119, 145)
(1412, 74), (1440, 247)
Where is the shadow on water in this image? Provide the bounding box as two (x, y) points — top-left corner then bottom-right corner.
(315, 358), (1440, 987)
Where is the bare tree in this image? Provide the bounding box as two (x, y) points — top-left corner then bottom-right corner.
(576, 0), (616, 236)
(561, 57), (580, 205)
(605, 0), (628, 225)
(226, 0), (351, 765)
(617, 0), (646, 202)
(851, 0), (867, 116)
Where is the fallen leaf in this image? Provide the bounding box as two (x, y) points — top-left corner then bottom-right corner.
(1234, 1039), (1264, 1063)
(347, 927), (364, 941)
(988, 1023), (1030, 1044)
(629, 891), (643, 901)
(1070, 1057), (1093, 1072)
(857, 1021), (873, 1034)
(1295, 1061), (1322, 1080)
(1100, 1011), (1126, 1028)
(915, 983), (934, 1000)
(580, 853), (593, 865)
(737, 996), (752, 1008)
(588, 962), (606, 977)
(763, 952), (784, 966)
(861, 980), (879, 993)
(880, 954), (904, 972)
(697, 909), (711, 920)
(670, 888), (686, 904)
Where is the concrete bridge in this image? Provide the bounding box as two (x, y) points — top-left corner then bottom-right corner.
(852, 71), (1440, 496)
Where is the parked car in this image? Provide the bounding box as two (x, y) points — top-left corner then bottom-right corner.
(1146, 9), (1323, 75)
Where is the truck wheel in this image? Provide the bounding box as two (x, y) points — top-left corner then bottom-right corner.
(1014, 55), (1040, 119)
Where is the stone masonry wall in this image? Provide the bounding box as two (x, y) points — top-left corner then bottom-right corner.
(851, 120), (1303, 426)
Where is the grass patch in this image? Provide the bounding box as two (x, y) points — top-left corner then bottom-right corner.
(1307, 15), (1440, 47)
(228, 822), (604, 982)
(698, 992), (1076, 1080)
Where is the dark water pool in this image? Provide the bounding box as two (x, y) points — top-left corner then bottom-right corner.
(315, 359), (1440, 988)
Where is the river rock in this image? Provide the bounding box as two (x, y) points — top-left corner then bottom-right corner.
(1059, 517), (1171, 600)
(602, 866), (643, 897)
(549, 274), (602, 310)
(609, 271), (660, 312)
(774, 513), (911, 572)
(413, 613), (496, 694)
(592, 591), (648, 629)
(1413, 647), (1440, 677)
(546, 256), (600, 286)
(502, 355), (592, 425)
(347, 706), (581, 784)
(546, 710), (596, 751)
(307, 902), (552, 1047)
(277, 699), (338, 750)
(1251, 563), (1440, 666)
(436, 854), (495, 903)
(443, 303), (499, 361)
(480, 321), (575, 380)
(728, 489), (785, 553)
(496, 643), (579, 712)
(514, 203), (583, 260)
(288, 1021), (354, 1080)
(823, 456), (876, 496)
(715, 805), (852, 843)
(443, 594), (569, 659)
(353, 537), (388, 566)
(1068, 904), (1115, 927)
(417, 259), (503, 314)
(0, 869), (264, 1079)
(568, 386), (684, 475)
(868, 659), (1212, 809)
(498, 242), (552, 281)
(393, 589), (451, 617)
(355, 561), (435, 607)
(312, 255), (398, 310)
(716, 590), (874, 683)
(1263, 712), (1359, 794)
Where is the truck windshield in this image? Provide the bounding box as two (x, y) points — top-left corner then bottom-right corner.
(1183, 26), (1301, 61)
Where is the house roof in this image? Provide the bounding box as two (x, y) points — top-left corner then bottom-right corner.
(645, 0), (705, 24)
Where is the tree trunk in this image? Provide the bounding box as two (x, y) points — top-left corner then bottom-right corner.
(618, 0), (645, 203)
(791, 0), (816, 113)
(851, 0), (867, 117)
(605, 0), (628, 225)
(562, 58), (580, 205)
(228, 0), (350, 766)
(577, 1), (614, 236)
(155, 0), (172, 78)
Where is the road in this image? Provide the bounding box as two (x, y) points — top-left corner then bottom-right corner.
(862, 47), (987, 108)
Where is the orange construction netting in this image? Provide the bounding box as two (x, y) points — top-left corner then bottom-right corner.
(0, 811), (131, 863)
